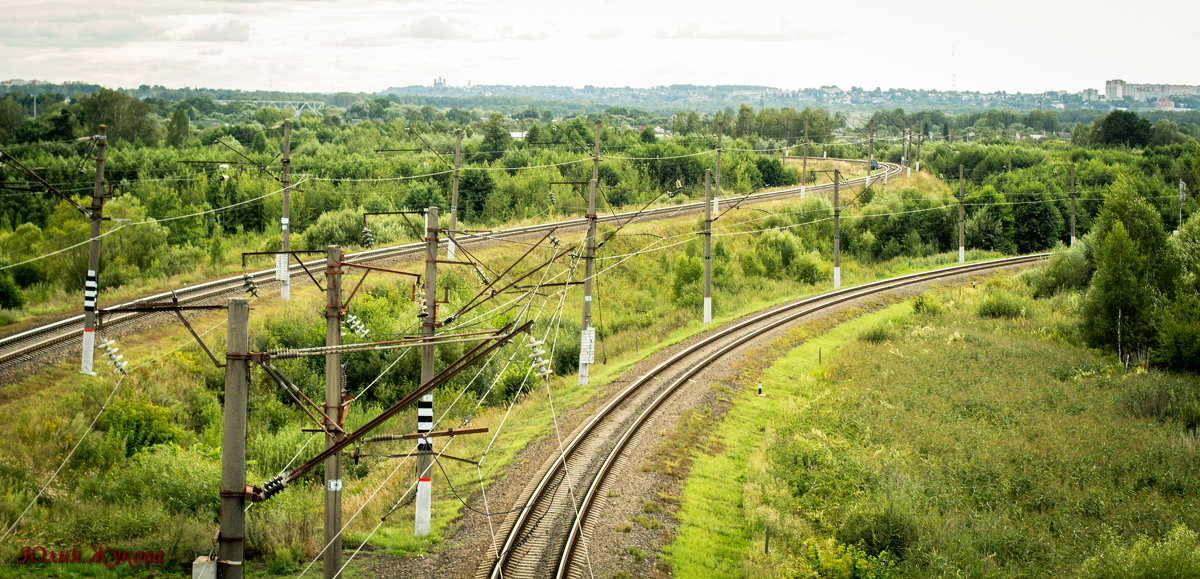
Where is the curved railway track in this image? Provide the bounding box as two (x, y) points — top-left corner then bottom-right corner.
(480, 253), (1047, 579)
(0, 158), (900, 377)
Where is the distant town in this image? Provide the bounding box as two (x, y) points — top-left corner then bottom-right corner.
(2, 77), (1198, 114)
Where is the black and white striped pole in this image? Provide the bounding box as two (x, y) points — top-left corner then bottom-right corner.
(81, 125), (107, 375)
(415, 393), (433, 536)
(416, 206), (439, 537)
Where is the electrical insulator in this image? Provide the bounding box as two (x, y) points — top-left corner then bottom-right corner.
(549, 192), (557, 204)
(416, 296), (428, 318)
(549, 235), (559, 247)
(344, 314), (370, 339)
(99, 338), (128, 375)
(242, 274), (259, 298)
(361, 227), (375, 248)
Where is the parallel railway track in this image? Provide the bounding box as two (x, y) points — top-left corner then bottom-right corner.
(480, 253), (1047, 579)
(0, 159), (900, 377)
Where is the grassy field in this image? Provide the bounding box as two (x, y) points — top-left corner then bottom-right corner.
(666, 274), (1200, 577)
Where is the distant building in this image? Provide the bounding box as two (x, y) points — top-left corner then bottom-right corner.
(1107, 79), (1200, 101)
(433, 76), (446, 88)
(1156, 98), (1176, 110)
(1081, 89), (1099, 102)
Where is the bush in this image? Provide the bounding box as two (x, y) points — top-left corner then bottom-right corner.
(977, 291), (1027, 319)
(1027, 241), (1092, 298)
(101, 399), (183, 456)
(912, 294), (942, 315)
(1153, 293), (1200, 373)
(858, 324), (896, 343)
(836, 500), (920, 558)
(1079, 525), (1200, 579)
(804, 538), (898, 578)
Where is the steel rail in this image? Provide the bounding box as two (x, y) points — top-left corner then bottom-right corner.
(0, 159), (897, 374)
(482, 253), (1046, 579)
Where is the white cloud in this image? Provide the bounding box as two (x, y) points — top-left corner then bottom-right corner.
(659, 22), (835, 42)
(394, 15), (465, 39)
(182, 20), (253, 42)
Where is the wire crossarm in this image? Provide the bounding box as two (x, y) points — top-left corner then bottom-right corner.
(251, 319), (533, 502)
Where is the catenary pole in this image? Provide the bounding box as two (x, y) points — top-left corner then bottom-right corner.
(218, 298), (250, 579)
(416, 206), (439, 535)
(280, 121), (292, 300)
(578, 120), (601, 385)
(833, 169), (841, 289)
(703, 169), (713, 324)
(447, 129), (463, 261)
(958, 165), (966, 264)
(1070, 162), (1077, 246)
(323, 245), (344, 578)
(81, 125), (107, 375)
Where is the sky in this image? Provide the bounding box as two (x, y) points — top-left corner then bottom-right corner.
(2, 0), (1198, 96)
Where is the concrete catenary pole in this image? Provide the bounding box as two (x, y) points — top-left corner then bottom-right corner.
(323, 245), (344, 578)
(218, 298), (250, 579)
(1070, 162), (1077, 246)
(416, 206), (439, 535)
(280, 121), (292, 300)
(81, 125), (107, 374)
(800, 117), (809, 198)
(703, 169), (713, 325)
(833, 169), (841, 289)
(578, 120), (601, 385)
(958, 165), (966, 264)
(446, 129), (463, 261)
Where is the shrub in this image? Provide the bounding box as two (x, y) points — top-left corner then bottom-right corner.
(101, 399), (183, 456)
(1078, 525), (1200, 579)
(977, 291), (1027, 319)
(1152, 293), (1200, 373)
(805, 538), (898, 578)
(1027, 241), (1092, 298)
(912, 294), (942, 315)
(836, 500), (920, 558)
(859, 324), (896, 343)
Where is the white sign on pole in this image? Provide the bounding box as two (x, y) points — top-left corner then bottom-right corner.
(579, 327), (596, 365)
(276, 254), (288, 281)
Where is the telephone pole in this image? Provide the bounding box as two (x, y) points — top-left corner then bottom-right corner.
(703, 169), (713, 325)
(958, 165), (966, 264)
(903, 129), (911, 177)
(323, 245), (344, 578)
(218, 298), (250, 579)
(416, 206), (439, 535)
(446, 129), (463, 261)
(280, 121), (293, 301)
(1069, 163), (1077, 246)
(81, 125), (107, 375)
(833, 169), (841, 289)
(578, 120), (601, 386)
(801, 118), (809, 198)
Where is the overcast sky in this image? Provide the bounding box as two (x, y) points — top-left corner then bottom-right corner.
(2, 0), (1197, 95)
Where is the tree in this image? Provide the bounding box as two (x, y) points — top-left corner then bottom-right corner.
(639, 126), (656, 144)
(77, 88), (160, 145)
(1149, 120), (1188, 147)
(1094, 110), (1151, 148)
(1091, 176), (1180, 297)
(477, 113), (511, 163)
(0, 96), (24, 144)
(166, 109), (191, 148)
(1010, 184), (1063, 253)
(1081, 221), (1155, 360)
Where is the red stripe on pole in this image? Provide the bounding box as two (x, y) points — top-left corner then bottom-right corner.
(418, 478), (432, 482)
(83, 329), (94, 333)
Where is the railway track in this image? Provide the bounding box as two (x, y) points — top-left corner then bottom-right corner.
(0, 159), (900, 377)
(479, 253), (1047, 579)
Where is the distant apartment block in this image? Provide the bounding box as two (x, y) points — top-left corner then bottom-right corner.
(1106, 79), (1200, 101)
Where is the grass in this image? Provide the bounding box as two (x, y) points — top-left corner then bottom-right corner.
(664, 302), (912, 578)
(0, 172), (1010, 577)
(665, 277), (1200, 577)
